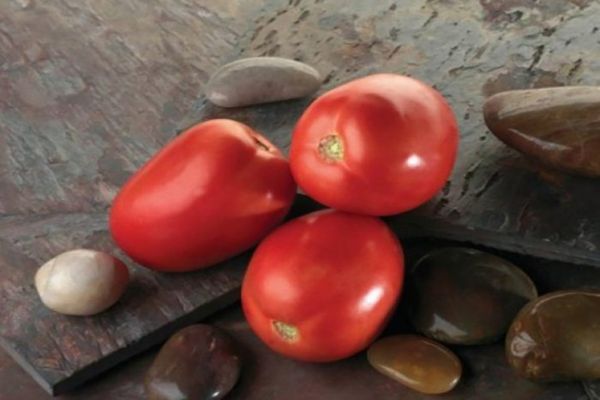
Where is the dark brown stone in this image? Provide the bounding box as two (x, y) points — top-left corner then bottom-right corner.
(145, 325), (241, 400)
(367, 335), (462, 394)
(483, 87), (600, 177)
(506, 290), (600, 381)
(408, 247), (537, 345)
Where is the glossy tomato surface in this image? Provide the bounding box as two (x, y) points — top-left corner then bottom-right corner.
(289, 73), (458, 216)
(110, 119), (296, 272)
(242, 209), (404, 362)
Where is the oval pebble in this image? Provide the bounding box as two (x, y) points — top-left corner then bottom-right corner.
(506, 290), (600, 381)
(145, 324), (241, 400)
(367, 335), (462, 394)
(408, 247), (537, 345)
(35, 249), (129, 316)
(483, 86), (600, 177)
(205, 57), (321, 107)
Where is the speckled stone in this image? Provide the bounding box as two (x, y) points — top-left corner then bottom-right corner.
(408, 247), (537, 345)
(483, 86), (600, 177)
(506, 290), (600, 382)
(205, 57), (321, 107)
(368, 335), (462, 394)
(145, 324), (241, 400)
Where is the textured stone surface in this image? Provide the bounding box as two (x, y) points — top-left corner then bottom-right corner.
(408, 247), (537, 345)
(484, 87), (600, 177)
(0, 1), (257, 393)
(367, 335), (461, 394)
(506, 290), (600, 382)
(2, 0), (600, 396)
(584, 381), (600, 400)
(189, 0), (600, 268)
(145, 324), (241, 400)
(206, 57), (321, 107)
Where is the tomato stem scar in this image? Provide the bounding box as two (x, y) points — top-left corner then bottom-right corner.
(318, 134), (344, 162)
(252, 135), (271, 152)
(273, 320), (299, 342)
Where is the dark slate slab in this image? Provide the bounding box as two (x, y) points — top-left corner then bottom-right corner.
(188, 0), (600, 267)
(2, 0), (600, 396)
(0, 213), (246, 395)
(0, 0), (259, 394)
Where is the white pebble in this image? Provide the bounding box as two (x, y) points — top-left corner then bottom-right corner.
(35, 249), (129, 316)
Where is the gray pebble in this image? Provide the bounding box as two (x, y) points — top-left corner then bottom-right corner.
(205, 57), (321, 108)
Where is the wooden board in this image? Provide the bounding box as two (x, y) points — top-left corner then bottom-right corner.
(187, 0), (600, 267)
(2, 0), (600, 396)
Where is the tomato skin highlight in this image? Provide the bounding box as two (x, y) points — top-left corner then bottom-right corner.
(242, 209), (404, 362)
(289, 73), (459, 216)
(109, 119), (296, 272)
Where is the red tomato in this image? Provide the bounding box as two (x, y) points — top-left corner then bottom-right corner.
(110, 119), (296, 272)
(289, 73), (458, 216)
(242, 209), (404, 362)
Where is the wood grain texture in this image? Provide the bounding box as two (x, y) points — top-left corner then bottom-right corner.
(189, 0), (600, 267)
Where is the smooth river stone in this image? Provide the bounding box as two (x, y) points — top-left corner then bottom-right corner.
(205, 57), (321, 107)
(145, 324), (241, 400)
(35, 249), (129, 316)
(409, 247), (537, 345)
(483, 86), (600, 177)
(506, 290), (600, 382)
(367, 335), (462, 394)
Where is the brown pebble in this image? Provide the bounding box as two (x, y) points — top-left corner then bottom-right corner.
(367, 335), (462, 394)
(483, 86), (600, 177)
(145, 324), (241, 400)
(409, 247), (537, 345)
(506, 290), (600, 382)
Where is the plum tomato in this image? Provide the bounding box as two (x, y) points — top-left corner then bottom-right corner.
(241, 209), (404, 362)
(289, 73), (458, 216)
(110, 119), (296, 272)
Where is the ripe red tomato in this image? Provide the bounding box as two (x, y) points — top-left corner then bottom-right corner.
(242, 209), (404, 362)
(289, 73), (458, 216)
(110, 119), (296, 272)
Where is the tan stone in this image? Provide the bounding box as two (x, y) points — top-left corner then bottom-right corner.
(368, 335), (462, 394)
